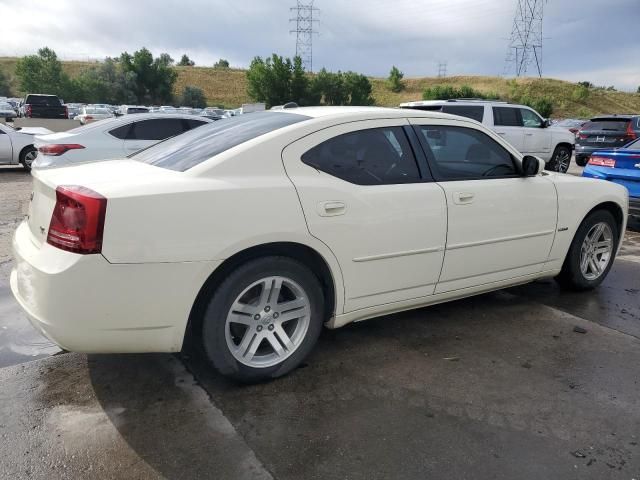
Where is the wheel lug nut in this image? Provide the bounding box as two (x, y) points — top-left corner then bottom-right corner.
(268, 324), (274, 331)
(254, 314), (260, 320)
(257, 325), (263, 332)
(265, 306), (271, 312)
(273, 312), (279, 319)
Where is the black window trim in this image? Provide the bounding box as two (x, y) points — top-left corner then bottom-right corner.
(411, 124), (524, 182)
(301, 125), (428, 186)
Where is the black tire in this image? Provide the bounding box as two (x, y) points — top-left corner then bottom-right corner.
(555, 210), (618, 291)
(575, 156), (588, 167)
(19, 146), (37, 172)
(201, 256), (324, 383)
(547, 145), (572, 173)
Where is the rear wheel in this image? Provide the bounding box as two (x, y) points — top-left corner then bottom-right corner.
(555, 210), (618, 291)
(547, 145), (572, 173)
(575, 156), (588, 167)
(19, 146), (37, 172)
(201, 256), (324, 382)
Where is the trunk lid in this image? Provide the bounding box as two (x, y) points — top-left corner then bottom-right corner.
(577, 119), (633, 147)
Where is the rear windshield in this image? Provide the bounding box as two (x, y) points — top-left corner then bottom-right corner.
(134, 112), (310, 171)
(127, 107), (148, 113)
(583, 119), (630, 131)
(25, 95), (61, 106)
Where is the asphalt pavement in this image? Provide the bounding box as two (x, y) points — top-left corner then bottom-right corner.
(1, 164), (639, 479)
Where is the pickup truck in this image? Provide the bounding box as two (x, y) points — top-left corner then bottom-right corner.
(20, 94), (68, 119)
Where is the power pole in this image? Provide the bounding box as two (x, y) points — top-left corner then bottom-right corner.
(290, 1), (319, 72)
(504, 0), (545, 77)
(437, 62), (447, 78)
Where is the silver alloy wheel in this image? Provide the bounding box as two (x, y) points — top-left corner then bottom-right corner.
(579, 222), (614, 281)
(225, 276), (311, 368)
(23, 149), (37, 168)
(554, 149), (571, 173)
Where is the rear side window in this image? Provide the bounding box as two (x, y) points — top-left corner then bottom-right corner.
(130, 118), (186, 141)
(134, 112), (310, 171)
(301, 127), (421, 185)
(441, 105), (484, 122)
(583, 119), (630, 131)
(109, 123), (132, 139)
(493, 107), (522, 127)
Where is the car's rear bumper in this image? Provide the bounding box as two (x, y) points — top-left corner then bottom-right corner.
(575, 145), (606, 158)
(10, 221), (219, 353)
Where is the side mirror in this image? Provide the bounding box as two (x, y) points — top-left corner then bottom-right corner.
(522, 155), (543, 176)
(543, 119), (550, 128)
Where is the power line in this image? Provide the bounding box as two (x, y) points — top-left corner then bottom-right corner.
(290, 1), (319, 72)
(504, 0), (545, 77)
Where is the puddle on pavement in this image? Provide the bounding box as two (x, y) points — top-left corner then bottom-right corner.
(0, 283), (61, 368)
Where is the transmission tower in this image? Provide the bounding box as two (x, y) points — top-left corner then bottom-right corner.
(290, 1), (319, 72)
(437, 62), (447, 78)
(504, 0), (545, 77)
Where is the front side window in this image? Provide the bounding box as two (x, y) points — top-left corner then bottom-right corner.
(493, 107), (522, 127)
(520, 109), (544, 128)
(301, 127), (421, 185)
(415, 125), (518, 180)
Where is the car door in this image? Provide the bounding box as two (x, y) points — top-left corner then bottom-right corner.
(282, 119), (447, 313)
(520, 108), (551, 156)
(123, 118), (188, 154)
(491, 106), (525, 153)
(410, 118), (557, 293)
(0, 126), (13, 163)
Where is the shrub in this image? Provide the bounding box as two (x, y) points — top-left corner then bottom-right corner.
(422, 84), (491, 100)
(181, 85), (206, 108)
(388, 66), (404, 93)
(572, 85), (590, 102)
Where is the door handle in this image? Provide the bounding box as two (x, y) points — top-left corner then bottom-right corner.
(318, 201), (346, 216)
(453, 192), (474, 205)
(525, 133), (534, 136)
(496, 132), (506, 136)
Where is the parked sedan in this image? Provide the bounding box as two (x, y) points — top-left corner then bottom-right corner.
(0, 122), (52, 170)
(76, 106), (114, 125)
(582, 137), (640, 219)
(33, 113), (213, 168)
(0, 102), (17, 120)
(575, 115), (639, 166)
(11, 107), (627, 382)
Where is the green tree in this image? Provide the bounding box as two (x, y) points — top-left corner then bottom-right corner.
(246, 54), (294, 108)
(0, 70), (10, 96)
(214, 58), (230, 69)
(178, 54), (195, 66)
(422, 84), (489, 100)
(181, 85), (207, 108)
(310, 69), (346, 105)
(119, 48), (178, 104)
(15, 47), (69, 96)
(71, 57), (137, 104)
(388, 65), (404, 93)
(578, 81), (594, 89)
(290, 56), (312, 105)
(344, 72), (374, 105)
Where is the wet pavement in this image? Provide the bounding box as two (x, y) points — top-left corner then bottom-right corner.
(1, 164), (640, 479)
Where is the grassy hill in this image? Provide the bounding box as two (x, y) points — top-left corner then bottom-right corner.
(2, 57), (639, 118)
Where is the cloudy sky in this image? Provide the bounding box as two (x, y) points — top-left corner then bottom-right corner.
(0, 0), (638, 90)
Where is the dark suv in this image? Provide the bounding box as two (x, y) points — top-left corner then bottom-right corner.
(575, 115), (640, 166)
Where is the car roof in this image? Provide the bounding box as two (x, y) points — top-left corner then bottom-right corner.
(399, 99), (514, 107)
(271, 105), (464, 121)
(590, 115), (636, 120)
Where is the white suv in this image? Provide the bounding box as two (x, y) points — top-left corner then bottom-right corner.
(400, 100), (575, 173)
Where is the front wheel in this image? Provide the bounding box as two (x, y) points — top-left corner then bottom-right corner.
(201, 256), (324, 382)
(555, 210), (618, 291)
(547, 145), (572, 173)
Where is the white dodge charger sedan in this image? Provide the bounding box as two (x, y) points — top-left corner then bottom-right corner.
(11, 107), (628, 382)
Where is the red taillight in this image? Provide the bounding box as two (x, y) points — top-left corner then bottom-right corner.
(588, 156), (616, 167)
(47, 186), (107, 254)
(625, 122), (637, 141)
(84, 116), (93, 121)
(38, 144), (85, 156)
(577, 132), (587, 140)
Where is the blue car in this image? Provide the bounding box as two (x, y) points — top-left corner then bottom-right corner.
(582, 137), (640, 218)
